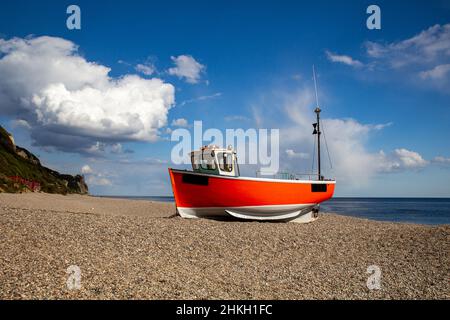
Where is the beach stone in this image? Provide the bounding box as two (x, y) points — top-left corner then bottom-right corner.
(0, 193), (448, 299)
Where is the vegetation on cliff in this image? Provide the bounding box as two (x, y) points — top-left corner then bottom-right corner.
(0, 125), (88, 194)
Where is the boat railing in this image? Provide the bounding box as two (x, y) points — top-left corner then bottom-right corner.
(255, 171), (317, 181)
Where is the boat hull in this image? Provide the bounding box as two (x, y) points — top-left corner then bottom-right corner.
(168, 168), (335, 222)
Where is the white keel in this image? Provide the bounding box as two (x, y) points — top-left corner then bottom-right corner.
(177, 204), (319, 223)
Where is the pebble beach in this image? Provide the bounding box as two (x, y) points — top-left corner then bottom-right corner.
(0, 193), (448, 300)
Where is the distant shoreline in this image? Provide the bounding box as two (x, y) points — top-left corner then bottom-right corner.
(93, 195), (450, 226)
(94, 195), (450, 199)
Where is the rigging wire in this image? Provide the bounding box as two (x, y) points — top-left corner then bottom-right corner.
(313, 65), (333, 172)
(321, 121), (333, 169)
(311, 65), (318, 178)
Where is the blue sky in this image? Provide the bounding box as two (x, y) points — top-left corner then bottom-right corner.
(0, 0), (449, 197)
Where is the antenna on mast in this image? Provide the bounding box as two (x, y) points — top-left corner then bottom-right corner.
(312, 65), (322, 181)
(313, 65), (320, 107)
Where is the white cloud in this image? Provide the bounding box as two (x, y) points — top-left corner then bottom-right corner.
(326, 51), (363, 67)
(81, 164), (93, 174)
(318, 118), (380, 184)
(171, 118), (188, 127)
(419, 64), (450, 80)
(0, 36), (176, 152)
(285, 149), (309, 159)
(135, 62), (156, 76)
(393, 148), (428, 169)
(377, 149), (429, 172)
(325, 24), (450, 92)
(370, 122), (393, 130)
(253, 86), (428, 186)
(84, 142), (105, 155)
(30, 77), (174, 142)
(432, 156), (450, 165)
(178, 92), (221, 107)
(255, 87), (379, 185)
(365, 24), (450, 68)
(168, 55), (205, 84)
(81, 166), (114, 186)
(11, 119), (31, 129)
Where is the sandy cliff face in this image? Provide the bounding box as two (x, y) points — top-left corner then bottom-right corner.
(0, 126), (15, 151)
(0, 125), (88, 194)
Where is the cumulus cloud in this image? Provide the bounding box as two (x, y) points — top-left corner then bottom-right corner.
(30, 77), (174, 141)
(393, 148), (428, 169)
(326, 51), (363, 67)
(168, 55), (205, 84)
(323, 119), (374, 181)
(0, 35), (175, 154)
(252, 86), (428, 186)
(377, 149), (429, 172)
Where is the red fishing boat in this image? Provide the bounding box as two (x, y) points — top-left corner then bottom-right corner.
(169, 100), (336, 222)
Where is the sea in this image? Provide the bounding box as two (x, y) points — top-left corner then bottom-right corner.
(99, 196), (450, 225)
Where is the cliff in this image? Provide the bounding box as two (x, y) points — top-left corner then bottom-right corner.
(0, 125), (88, 194)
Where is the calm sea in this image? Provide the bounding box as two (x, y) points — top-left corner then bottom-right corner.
(99, 196), (450, 225)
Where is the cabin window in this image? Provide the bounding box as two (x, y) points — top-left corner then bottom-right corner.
(200, 152), (217, 171)
(218, 152), (233, 172)
(191, 154), (200, 170)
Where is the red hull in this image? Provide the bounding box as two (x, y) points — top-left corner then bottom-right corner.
(169, 168), (335, 220)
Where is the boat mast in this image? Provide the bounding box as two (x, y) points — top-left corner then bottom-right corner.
(312, 65), (322, 181)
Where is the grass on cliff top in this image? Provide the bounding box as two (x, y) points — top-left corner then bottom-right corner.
(0, 125), (87, 194)
(0, 147), (69, 194)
